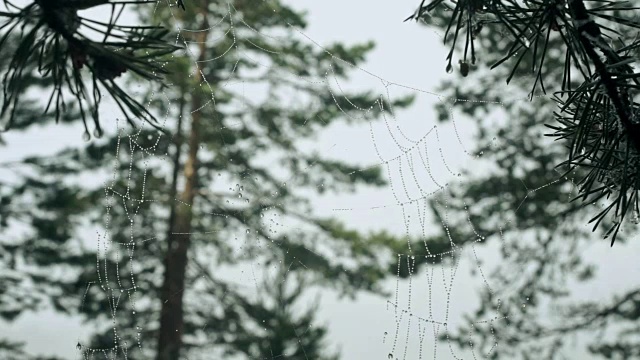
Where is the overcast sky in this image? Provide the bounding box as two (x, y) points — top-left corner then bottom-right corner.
(2, 1), (637, 359)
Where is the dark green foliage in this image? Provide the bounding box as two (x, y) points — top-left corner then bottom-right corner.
(409, 0), (640, 245)
(407, 0), (640, 358)
(0, 0), (181, 134)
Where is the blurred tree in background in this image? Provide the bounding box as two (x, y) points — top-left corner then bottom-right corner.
(405, 0), (640, 358)
(0, 0), (425, 359)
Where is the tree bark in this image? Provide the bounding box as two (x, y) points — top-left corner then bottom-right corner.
(156, 11), (209, 360)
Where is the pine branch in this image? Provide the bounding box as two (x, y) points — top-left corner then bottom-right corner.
(0, 0), (181, 134)
(407, 0), (640, 245)
(54, 0), (153, 10)
(568, 0), (640, 154)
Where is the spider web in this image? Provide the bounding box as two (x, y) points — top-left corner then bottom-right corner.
(2, 0), (624, 359)
(77, 1), (570, 359)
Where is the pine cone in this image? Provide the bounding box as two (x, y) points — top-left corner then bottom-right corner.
(93, 54), (128, 80)
(68, 43), (87, 70)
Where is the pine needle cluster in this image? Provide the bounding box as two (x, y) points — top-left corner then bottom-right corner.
(408, 0), (640, 245)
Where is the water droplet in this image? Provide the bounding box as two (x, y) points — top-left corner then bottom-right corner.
(524, 38), (531, 48)
(459, 61), (470, 77)
(147, 134), (153, 140)
(93, 128), (103, 138)
(82, 132), (91, 142)
(246, 229), (250, 234)
(384, 331), (388, 335)
(388, 354), (393, 359)
(446, 63), (453, 74)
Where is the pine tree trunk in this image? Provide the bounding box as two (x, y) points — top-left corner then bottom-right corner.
(156, 13), (209, 360)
